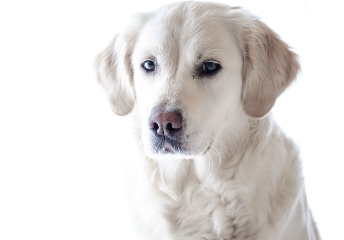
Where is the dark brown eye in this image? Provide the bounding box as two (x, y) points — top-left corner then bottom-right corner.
(142, 60), (156, 72)
(201, 61), (221, 74)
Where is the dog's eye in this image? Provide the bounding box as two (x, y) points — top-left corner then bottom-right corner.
(142, 60), (156, 72)
(201, 61), (221, 74)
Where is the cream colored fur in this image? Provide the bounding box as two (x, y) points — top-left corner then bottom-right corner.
(96, 2), (320, 239)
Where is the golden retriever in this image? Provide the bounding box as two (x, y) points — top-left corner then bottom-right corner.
(96, 1), (320, 239)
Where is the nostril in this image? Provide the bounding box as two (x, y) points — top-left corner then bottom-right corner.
(166, 123), (173, 131)
(149, 121), (163, 135)
(152, 122), (159, 131)
(164, 123), (174, 136)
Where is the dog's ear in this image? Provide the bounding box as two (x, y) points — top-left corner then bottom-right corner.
(238, 16), (300, 118)
(95, 13), (149, 116)
(95, 37), (134, 116)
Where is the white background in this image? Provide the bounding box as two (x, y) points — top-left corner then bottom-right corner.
(0, 0), (343, 239)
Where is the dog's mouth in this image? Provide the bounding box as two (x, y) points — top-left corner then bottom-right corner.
(161, 143), (177, 154)
(151, 134), (185, 155)
(149, 133), (213, 157)
(203, 140), (213, 154)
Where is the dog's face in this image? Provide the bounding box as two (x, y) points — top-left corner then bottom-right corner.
(96, 2), (299, 160)
(131, 7), (244, 159)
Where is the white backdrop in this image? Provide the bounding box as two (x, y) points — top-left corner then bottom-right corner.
(0, 0), (343, 239)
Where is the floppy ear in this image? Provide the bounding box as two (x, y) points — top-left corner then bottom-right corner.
(95, 13), (149, 116)
(240, 17), (300, 118)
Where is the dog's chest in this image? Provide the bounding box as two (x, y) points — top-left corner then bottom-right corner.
(139, 177), (254, 240)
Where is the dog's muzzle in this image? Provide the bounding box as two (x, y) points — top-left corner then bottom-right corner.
(148, 109), (185, 154)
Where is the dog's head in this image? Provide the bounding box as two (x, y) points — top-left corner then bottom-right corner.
(96, 2), (299, 160)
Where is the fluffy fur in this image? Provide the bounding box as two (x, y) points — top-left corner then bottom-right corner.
(96, 2), (320, 239)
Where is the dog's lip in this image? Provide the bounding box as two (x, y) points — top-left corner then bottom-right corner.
(159, 140), (213, 156)
(161, 142), (176, 153)
(203, 140), (213, 154)
(150, 132), (213, 156)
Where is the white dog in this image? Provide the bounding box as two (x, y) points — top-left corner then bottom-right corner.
(96, 2), (320, 239)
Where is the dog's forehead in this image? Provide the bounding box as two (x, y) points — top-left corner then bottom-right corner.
(158, 5), (227, 42)
(136, 4), (232, 63)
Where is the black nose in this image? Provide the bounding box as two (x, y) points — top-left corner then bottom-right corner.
(149, 111), (183, 138)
